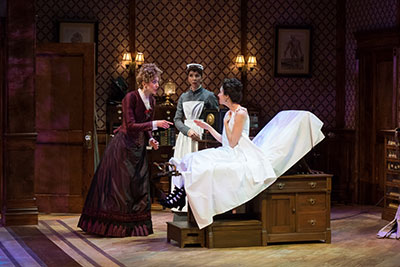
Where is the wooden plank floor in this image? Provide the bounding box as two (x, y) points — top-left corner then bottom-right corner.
(1, 205), (399, 267)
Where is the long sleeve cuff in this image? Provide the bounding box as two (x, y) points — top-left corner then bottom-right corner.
(152, 121), (157, 131)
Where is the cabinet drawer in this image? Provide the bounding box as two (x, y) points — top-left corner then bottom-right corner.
(297, 212), (327, 232)
(297, 193), (326, 212)
(268, 179), (327, 192)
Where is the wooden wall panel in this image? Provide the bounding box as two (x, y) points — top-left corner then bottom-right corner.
(1, 0), (38, 226)
(0, 16), (5, 212)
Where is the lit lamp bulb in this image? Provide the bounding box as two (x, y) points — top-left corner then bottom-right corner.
(135, 52), (144, 68)
(235, 55), (245, 71)
(247, 56), (257, 71)
(163, 80), (176, 106)
(122, 52), (132, 69)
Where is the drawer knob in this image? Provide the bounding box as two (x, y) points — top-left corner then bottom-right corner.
(308, 219), (316, 226)
(309, 198), (316, 205)
(309, 182), (317, 189)
(277, 183), (285, 190)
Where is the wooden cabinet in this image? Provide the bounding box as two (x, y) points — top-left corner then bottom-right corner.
(106, 101), (122, 135)
(254, 174), (332, 244)
(148, 105), (176, 203)
(382, 130), (400, 221)
(147, 145), (174, 203)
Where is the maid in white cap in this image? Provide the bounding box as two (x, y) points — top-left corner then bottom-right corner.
(168, 63), (218, 212)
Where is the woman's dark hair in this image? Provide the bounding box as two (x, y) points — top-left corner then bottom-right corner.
(222, 78), (243, 103)
(186, 64), (203, 76)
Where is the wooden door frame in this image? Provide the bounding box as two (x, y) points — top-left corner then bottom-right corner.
(355, 29), (400, 204)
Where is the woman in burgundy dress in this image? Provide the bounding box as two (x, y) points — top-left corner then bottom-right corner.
(78, 63), (172, 237)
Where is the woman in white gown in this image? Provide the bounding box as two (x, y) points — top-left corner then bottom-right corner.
(161, 78), (325, 229)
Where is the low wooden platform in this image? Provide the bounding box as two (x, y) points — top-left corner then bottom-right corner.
(206, 219), (264, 248)
(167, 221), (204, 248)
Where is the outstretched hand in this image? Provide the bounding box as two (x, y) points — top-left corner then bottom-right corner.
(194, 119), (210, 130)
(156, 120), (173, 129)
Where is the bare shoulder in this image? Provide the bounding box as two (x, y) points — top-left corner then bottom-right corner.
(235, 109), (248, 121)
(236, 107), (248, 116)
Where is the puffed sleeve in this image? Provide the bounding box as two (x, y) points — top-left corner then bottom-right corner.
(122, 92), (153, 132)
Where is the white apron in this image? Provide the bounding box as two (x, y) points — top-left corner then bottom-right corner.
(171, 101), (204, 212)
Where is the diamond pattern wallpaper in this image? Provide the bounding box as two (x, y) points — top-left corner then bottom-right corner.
(247, 0), (337, 128)
(35, 0), (360, 130)
(345, 0), (398, 129)
(36, 0), (130, 130)
(135, 0), (241, 101)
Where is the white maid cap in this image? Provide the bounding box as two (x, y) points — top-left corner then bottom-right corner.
(186, 63), (204, 70)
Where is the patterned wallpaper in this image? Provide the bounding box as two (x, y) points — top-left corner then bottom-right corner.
(36, 0), (130, 130)
(135, 0), (241, 100)
(345, 0), (398, 129)
(36, 0), (339, 130)
(247, 0), (337, 128)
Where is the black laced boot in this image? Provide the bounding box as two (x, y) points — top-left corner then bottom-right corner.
(159, 187), (186, 211)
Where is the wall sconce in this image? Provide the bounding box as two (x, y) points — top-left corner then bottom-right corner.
(162, 80), (176, 106)
(135, 52), (144, 68)
(235, 55), (257, 72)
(122, 52), (144, 71)
(235, 55), (246, 71)
(247, 56), (257, 71)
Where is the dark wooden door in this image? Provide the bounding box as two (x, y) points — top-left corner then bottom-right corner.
(358, 48), (395, 204)
(35, 43), (95, 213)
(266, 194), (295, 234)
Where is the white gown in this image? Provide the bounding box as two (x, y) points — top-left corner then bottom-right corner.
(172, 101), (204, 212)
(170, 109), (325, 229)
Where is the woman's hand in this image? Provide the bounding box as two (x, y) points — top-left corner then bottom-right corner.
(149, 138), (159, 150)
(156, 120), (173, 129)
(194, 119), (210, 130)
(187, 129), (201, 141)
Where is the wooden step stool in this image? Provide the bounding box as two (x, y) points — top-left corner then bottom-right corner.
(167, 221), (205, 248)
(206, 219), (264, 248)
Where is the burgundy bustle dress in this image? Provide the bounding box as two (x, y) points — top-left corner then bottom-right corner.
(78, 90), (156, 237)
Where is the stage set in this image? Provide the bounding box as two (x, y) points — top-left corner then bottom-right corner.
(2, 0), (400, 266)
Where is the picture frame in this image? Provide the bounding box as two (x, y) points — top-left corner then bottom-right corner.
(274, 26), (312, 77)
(58, 20), (98, 73)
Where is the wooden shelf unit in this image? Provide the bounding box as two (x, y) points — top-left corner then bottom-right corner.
(382, 130), (400, 221)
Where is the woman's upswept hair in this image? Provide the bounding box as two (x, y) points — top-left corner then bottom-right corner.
(136, 63), (163, 87)
(222, 78), (242, 103)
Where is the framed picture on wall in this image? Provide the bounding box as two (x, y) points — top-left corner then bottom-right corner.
(274, 26), (312, 77)
(58, 20), (98, 73)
